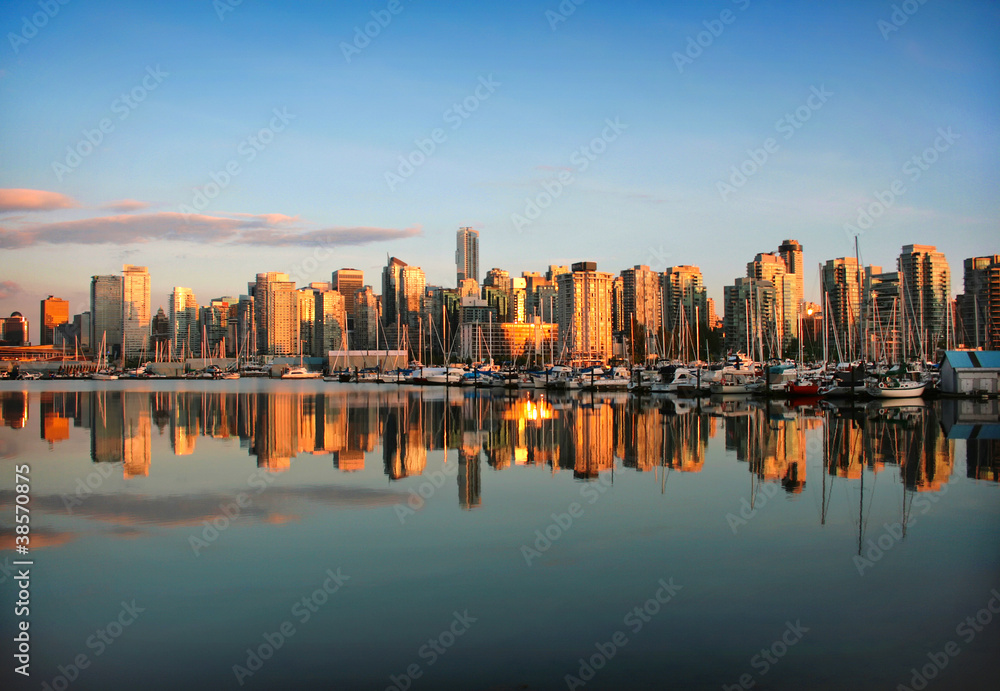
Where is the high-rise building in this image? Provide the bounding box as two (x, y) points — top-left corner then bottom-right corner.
(122, 265), (151, 361)
(354, 286), (380, 349)
(897, 244), (951, 357)
(381, 257), (407, 323)
(39, 296), (69, 346)
(399, 265), (426, 330)
(90, 275), (123, 356)
(865, 270), (901, 361)
(0, 312), (28, 346)
(297, 286), (317, 356)
(957, 255), (1000, 349)
(169, 287), (200, 359)
(723, 277), (777, 357)
(778, 238), (805, 314)
(331, 269), (364, 325)
(314, 288), (348, 356)
(456, 227), (480, 285)
(821, 257), (863, 359)
(621, 266), (662, 359)
(202, 296), (237, 357)
(663, 265), (708, 338)
(748, 252), (795, 351)
(150, 308), (169, 356)
(556, 262), (614, 363)
(255, 272), (298, 356)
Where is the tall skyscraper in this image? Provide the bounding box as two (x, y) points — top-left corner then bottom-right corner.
(313, 287), (348, 355)
(957, 255), (1000, 349)
(39, 296), (69, 346)
(748, 252), (795, 350)
(90, 275), (123, 356)
(662, 265), (707, 337)
(122, 265), (151, 360)
(331, 269), (364, 325)
(778, 238), (805, 312)
(398, 265), (426, 329)
(897, 244), (951, 357)
(621, 265), (662, 358)
(821, 257), (863, 359)
(0, 312), (28, 346)
(255, 272), (298, 356)
(556, 262), (614, 363)
(382, 257), (407, 323)
(723, 277), (777, 357)
(354, 286), (380, 349)
(456, 227), (480, 285)
(169, 287), (200, 359)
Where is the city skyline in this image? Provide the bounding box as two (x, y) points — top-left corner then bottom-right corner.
(2, 1), (997, 319)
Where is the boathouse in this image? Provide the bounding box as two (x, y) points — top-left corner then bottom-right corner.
(938, 351), (1000, 395)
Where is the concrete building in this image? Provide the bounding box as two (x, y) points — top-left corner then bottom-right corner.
(821, 257), (863, 360)
(353, 286), (380, 349)
(723, 277), (777, 358)
(169, 287), (200, 359)
(456, 227), (480, 285)
(39, 296), (69, 346)
(122, 265), (151, 360)
(621, 265), (662, 359)
(957, 255), (1000, 350)
(556, 262), (614, 363)
(663, 265), (708, 352)
(898, 244), (951, 358)
(90, 275), (123, 356)
(331, 269), (364, 325)
(255, 272), (298, 356)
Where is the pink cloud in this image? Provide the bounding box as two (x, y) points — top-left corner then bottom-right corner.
(0, 189), (78, 213)
(0, 212), (422, 250)
(101, 199), (150, 213)
(0, 280), (21, 300)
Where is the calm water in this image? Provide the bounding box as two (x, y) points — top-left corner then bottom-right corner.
(1, 381), (998, 691)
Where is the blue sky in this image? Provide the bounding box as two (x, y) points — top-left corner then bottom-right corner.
(1, 0), (997, 323)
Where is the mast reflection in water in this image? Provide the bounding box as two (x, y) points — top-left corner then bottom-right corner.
(0, 383), (997, 691)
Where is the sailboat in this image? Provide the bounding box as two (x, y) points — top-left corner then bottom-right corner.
(91, 332), (118, 380)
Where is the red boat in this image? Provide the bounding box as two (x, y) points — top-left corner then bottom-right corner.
(785, 380), (821, 396)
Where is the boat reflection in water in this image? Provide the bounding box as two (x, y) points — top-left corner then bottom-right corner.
(5, 386), (996, 509)
(1, 384), (998, 690)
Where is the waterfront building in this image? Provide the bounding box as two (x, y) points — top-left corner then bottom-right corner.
(122, 265), (151, 361)
(556, 262), (614, 363)
(897, 244), (951, 358)
(169, 287), (200, 359)
(39, 295), (69, 346)
(90, 274), (123, 356)
(255, 272), (298, 356)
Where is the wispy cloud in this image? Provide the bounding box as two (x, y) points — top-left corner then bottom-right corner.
(0, 280), (22, 300)
(0, 188), (78, 213)
(101, 199), (151, 213)
(0, 211), (421, 250)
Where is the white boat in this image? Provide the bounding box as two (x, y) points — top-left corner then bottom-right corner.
(91, 370), (118, 381)
(281, 366), (321, 379)
(423, 367), (465, 385)
(865, 379), (926, 398)
(709, 372), (758, 395)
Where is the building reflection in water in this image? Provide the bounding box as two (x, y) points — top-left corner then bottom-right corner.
(1, 388), (993, 504)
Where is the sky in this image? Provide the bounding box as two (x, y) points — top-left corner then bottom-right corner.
(1, 0), (997, 329)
